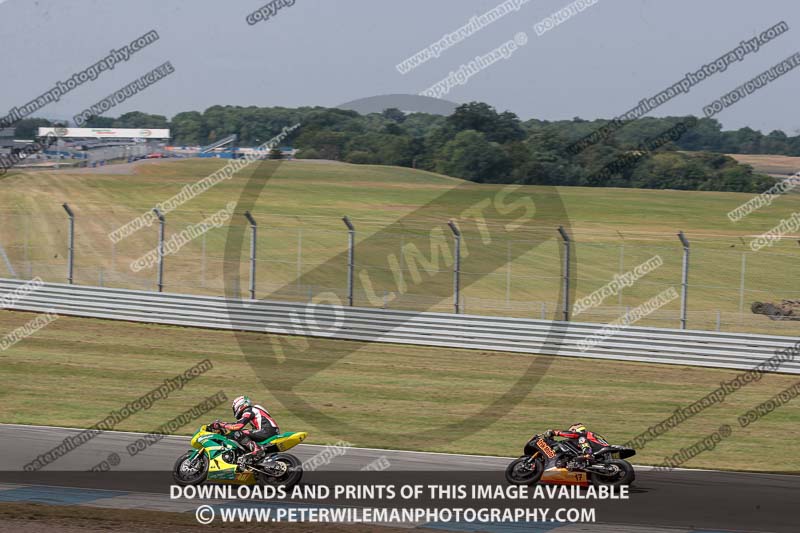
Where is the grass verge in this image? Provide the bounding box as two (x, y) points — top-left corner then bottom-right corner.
(0, 310), (797, 472)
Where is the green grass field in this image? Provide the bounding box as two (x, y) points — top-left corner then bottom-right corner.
(2, 161), (799, 472)
(1, 159), (798, 334)
(0, 310), (797, 473)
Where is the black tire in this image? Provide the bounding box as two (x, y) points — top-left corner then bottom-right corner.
(256, 453), (303, 489)
(505, 456), (544, 485)
(590, 459), (635, 487)
(172, 451), (208, 486)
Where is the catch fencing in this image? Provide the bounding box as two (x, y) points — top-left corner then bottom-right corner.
(1, 278), (798, 375)
(0, 206), (798, 335)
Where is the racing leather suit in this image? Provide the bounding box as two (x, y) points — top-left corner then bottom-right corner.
(552, 428), (608, 462)
(221, 404), (280, 453)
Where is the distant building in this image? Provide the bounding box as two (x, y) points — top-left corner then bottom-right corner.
(0, 128), (16, 149)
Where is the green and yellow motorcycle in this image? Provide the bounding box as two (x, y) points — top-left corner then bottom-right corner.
(172, 423), (308, 488)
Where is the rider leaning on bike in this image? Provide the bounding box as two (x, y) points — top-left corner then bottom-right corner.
(544, 422), (609, 467)
(210, 395), (280, 462)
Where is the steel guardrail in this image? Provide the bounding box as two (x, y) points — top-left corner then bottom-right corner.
(1, 278), (797, 374)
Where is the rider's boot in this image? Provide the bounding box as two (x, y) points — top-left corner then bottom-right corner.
(241, 441), (265, 464)
(568, 453), (593, 471)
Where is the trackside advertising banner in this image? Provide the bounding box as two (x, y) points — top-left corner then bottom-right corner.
(37, 127), (170, 139)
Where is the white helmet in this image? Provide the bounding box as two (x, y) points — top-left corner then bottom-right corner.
(232, 395), (252, 418)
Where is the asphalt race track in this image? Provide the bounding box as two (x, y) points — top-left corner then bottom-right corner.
(0, 424), (797, 532)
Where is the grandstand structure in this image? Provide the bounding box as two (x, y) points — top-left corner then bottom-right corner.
(35, 127), (172, 168)
(168, 133), (296, 159)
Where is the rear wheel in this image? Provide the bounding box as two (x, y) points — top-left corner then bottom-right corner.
(256, 453), (303, 489)
(172, 451), (208, 486)
(590, 459), (635, 487)
(505, 456), (544, 485)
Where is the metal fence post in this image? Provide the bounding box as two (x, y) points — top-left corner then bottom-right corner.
(153, 208), (165, 292)
(62, 203), (75, 284)
(110, 240), (116, 273)
(738, 253), (747, 313)
(296, 228), (303, 289)
(618, 243), (625, 306)
(23, 215), (29, 267)
(244, 211), (258, 300)
(342, 216), (355, 306)
(557, 226), (571, 321)
(678, 231), (690, 329)
(201, 233), (206, 287)
(506, 240), (511, 308)
(448, 220), (461, 314)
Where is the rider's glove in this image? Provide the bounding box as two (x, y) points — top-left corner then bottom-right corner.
(543, 429), (555, 438)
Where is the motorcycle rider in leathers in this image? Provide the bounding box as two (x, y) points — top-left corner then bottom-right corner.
(210, 395), (280, 463)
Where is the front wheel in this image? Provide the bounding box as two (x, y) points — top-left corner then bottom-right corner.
(173, 451), (208, 486)
(590, 459), (635, 487)
(256, 453), (303, 489)
(505, 456), (544, 485)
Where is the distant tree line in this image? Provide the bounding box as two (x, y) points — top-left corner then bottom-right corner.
(16, 101), (797, 192)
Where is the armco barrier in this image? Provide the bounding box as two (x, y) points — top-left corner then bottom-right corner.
(0, 278), (798, 375)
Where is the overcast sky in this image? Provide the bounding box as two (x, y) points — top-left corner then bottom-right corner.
(1, 0), (799, 133)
